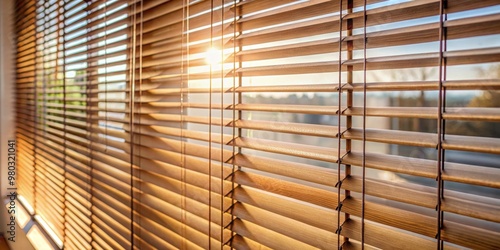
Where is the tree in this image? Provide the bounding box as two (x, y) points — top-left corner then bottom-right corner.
(446, 65), (500, 137)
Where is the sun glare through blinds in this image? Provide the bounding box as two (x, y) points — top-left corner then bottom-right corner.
(14, 0), (500, 249)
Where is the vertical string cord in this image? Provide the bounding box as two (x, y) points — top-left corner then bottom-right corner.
(181, 0), (188, 249)
(236, 0), (243, 197)
(361, 0), (367, 248)
(137, 0), (144, 247)
(60, 1), (67, 245)
(104, 0), (108, 153)
(220, 1), (225, 248)
(41, 2), (50, 211)
(37, 2), (49, 216)
(33, 0), (38, 214)
(129, 1), (137, 248)
(336, 1), (343, 249)
(229, 1), (239, 247)
(85, 1), (94, 246)
(437, 0), (447, 249)
(208, 0), (214, 248)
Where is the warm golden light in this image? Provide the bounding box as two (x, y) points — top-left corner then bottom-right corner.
(16, 203), (30, 228)
(34, 215), (63, 249)
(205, 48), (221, 65)
(27, 225), (55, 250)
(18, 195), (34, 214)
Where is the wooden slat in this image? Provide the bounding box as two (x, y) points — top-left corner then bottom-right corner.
(342, 197), (437, 238)
(232, 137), (340, 163)
(442, 221), (500, 250)
(232, 202), (338, 249)
(342, 218), (438, 250)
(234, 170), (340, 210)
(232, 219), (317, 250)
(233, 186), (338, 233)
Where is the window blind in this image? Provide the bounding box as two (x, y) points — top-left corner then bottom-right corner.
(14, 0), (500, 249)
